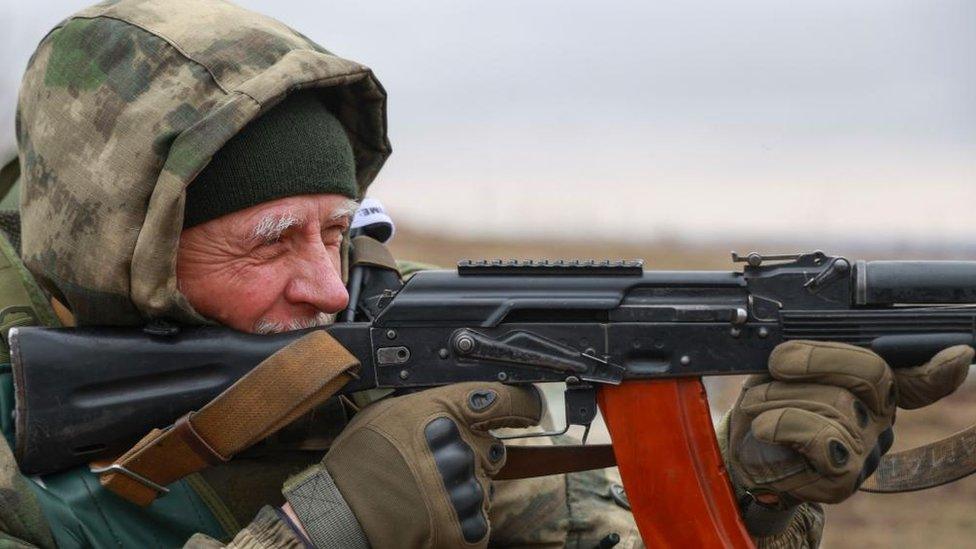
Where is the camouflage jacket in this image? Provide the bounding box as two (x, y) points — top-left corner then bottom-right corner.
(8, 0), (389, 546)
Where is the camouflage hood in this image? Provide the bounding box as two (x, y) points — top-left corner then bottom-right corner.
(16, 0), (390, 325)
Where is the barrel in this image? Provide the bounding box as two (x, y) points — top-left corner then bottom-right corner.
(855, 261), (976, 305)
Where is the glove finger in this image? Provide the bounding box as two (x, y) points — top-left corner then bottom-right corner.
(740, 382), (873, 448)
(435, 382), (544, 431)
(751, 407), (862, 479)
(768, 340), (895, 415)
(894, 345), (974, 409)
(350, 383), (543, 442)
(735, 429), (809, 487)
(730, 375), (771, 416)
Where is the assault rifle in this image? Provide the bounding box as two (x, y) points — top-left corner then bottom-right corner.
(10, 251), (976, 546)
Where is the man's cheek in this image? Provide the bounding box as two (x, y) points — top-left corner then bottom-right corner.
(243, 269), (291, 306)
(218, 267), (289, 329)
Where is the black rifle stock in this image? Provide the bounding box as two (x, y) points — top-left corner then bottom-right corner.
(11, 251), (976, 474)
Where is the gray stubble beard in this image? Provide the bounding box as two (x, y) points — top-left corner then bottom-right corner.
(253, 311), (336, 334)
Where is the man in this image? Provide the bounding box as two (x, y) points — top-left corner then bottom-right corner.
(1, 0), (970, 547)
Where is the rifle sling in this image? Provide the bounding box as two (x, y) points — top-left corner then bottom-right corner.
(498, 420), (976, 489)
(860, 422), (976, 493)
(95, 330), (359, 506)
(496, 444), (617, 480)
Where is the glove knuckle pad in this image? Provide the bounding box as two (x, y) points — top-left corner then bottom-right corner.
(487, 442), (505, 464)
(424, 417), (489, 543)
(467, 388), (498, 412)
(827, 439), (850, 468)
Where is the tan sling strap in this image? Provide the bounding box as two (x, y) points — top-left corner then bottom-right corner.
(860, 422), (976, 493)
(95, 330), (359, 506)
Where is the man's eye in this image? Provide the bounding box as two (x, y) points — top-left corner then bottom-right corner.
(252, 238), (281, 251)
(252, 238), (286, 257)
(322, 228), (344, 245)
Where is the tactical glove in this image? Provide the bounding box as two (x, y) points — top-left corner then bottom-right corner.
(729, 340), (972, 535)
(283, 382), (543, 548)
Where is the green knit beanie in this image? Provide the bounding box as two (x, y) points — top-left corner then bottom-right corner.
(184, 90), (358, 228)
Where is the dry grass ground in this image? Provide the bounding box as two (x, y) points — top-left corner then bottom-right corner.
(389, 227), (976, 548)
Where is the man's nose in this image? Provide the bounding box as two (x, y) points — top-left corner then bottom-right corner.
(284, 246), (349, 314)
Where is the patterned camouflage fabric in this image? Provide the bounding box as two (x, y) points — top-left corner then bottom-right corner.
(17, 0), (391, 326)
(490, 433), (644, 548)
(185, 507), (304, 549)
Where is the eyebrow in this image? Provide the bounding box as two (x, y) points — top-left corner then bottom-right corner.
(251, 212), (305, 242)
(330, 198), (360, 224)
(249, 199), (360, 243)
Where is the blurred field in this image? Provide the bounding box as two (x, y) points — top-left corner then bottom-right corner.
(390, 227), (976, 548)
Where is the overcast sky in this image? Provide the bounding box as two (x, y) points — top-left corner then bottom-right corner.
(3, 0), (975, 247)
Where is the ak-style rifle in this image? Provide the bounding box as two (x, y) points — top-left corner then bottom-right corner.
(10, 251), (976, 546)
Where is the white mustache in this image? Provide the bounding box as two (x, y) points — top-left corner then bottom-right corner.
(252, 311), (335, 334)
